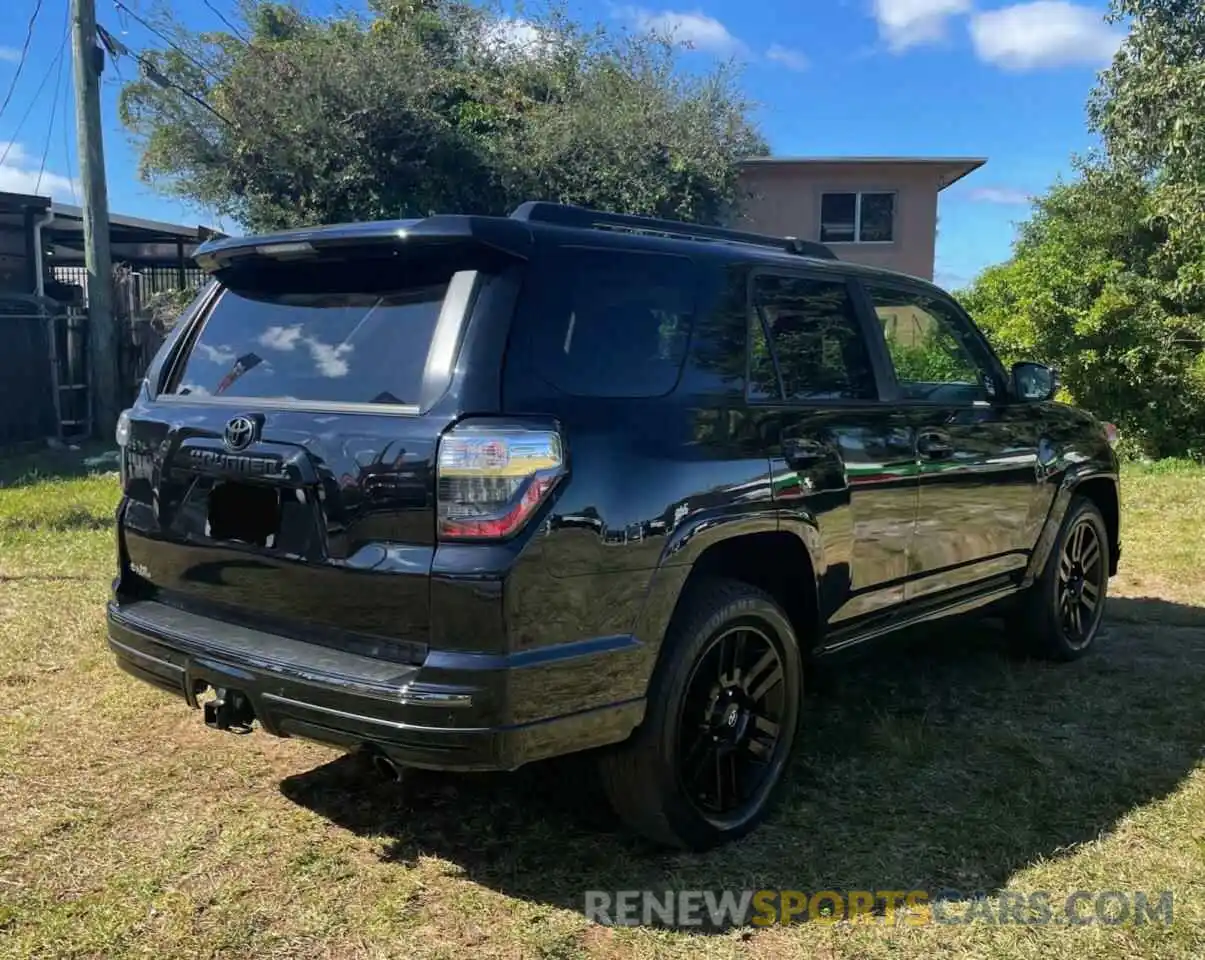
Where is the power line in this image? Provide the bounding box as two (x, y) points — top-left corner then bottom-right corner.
(35, 20), (69, 193)
(0, 0), (47, 124)
(127, 47), (233, 126)
(201, 0), (253, 47)
(0, 15), (69, 169)
(110, 0), (221, 82)
(94, 21), (232, 127)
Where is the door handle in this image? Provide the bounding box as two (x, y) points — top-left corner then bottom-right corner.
(917, 431), (954, 460)
(782, 437), (828, 467)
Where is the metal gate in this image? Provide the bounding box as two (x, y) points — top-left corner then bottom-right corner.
(0, 296), (90, 445)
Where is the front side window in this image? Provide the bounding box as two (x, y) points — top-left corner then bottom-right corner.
(868, 286), (988, 402)
(749, 274), (878, 402)
(820, 192), (896, 243)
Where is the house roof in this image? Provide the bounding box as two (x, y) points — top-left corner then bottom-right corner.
(46, 201), (217, 244)
(0, 191), (52, 215)
(38, 200), (222, 265)
(0, 191), (217, 239)
(739, 156), (987, 190)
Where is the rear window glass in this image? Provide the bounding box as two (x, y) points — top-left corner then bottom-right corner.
(520, 246), (695, 398)
(168, 285), (446, 405)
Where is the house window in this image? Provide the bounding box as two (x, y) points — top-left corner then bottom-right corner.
(819, 192), (895, 243)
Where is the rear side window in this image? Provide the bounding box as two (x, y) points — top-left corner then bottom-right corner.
(749, 274), (878, 402)
(167, 284), (446, 405)
(518, 246), (695, 398)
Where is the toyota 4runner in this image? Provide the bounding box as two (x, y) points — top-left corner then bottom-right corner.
(108, 202), (1120, 849)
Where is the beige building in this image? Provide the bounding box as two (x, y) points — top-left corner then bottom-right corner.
(733, 157), (986, 281)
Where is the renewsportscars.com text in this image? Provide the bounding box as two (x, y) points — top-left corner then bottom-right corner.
(584, 889), (1174, 928)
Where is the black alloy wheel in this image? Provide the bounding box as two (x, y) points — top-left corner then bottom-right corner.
(676, 624), (789, 826)
(1057, 514), (1106, 649)
(1010, 495), (1111, 661)
(597, 578), (803, 849)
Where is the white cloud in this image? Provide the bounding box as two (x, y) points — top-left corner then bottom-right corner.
(481, 17), (550, 59)
(257, 323), (350, 377)
(765, 44), (809, 71)
(616, 7), (746, 55)
(969, 2), (1124, 71)
(873, 0), (971, 52)
(967, 186), (1032, 205)
(304, 337), (352, 378)
(0, 47), (22, 63)
(0, 141), (79, 200)
(195, 342), (237, 365)
(258, 324), (303, 352)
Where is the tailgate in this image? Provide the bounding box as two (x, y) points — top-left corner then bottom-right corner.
(121, 405), (449, 661)
(116, 243), (497, 661)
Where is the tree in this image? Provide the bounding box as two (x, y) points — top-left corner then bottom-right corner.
(1090, 0), (1205, 300)
(960, 166), (1205, 460)
(960, 0), (1205, 459)
(118, 1), (767, 232)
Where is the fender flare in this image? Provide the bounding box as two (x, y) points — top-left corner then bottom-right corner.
(1023, 464), (1120, 587)
(628, 505), (825, 690)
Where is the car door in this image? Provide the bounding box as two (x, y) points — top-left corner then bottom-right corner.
(748, 269), (918, 628)
(860, 280), (1044, 600)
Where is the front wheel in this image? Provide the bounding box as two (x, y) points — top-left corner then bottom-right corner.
(597, 579), (802, 849)
(1011, 496), (1110, 661)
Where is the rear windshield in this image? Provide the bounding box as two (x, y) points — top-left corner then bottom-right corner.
(168, 284), (446, 405)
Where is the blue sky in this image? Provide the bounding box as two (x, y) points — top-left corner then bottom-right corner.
(0, 0), (1124, 287)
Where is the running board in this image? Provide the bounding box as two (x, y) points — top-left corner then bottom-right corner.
(816, 582), (1021, 657)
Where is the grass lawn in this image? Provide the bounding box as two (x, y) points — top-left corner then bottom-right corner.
(2, 453), (1204, 959)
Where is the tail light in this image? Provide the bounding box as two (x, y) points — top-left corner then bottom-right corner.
(1103, 422), (1119, 448)
(437, 421), (566, 539)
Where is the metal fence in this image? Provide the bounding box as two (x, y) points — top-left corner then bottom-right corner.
(0, 297), (89, 446)
(0, 264), (198, 447)
(53, 264), (206, 304)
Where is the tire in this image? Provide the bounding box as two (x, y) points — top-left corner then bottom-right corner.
(597, 578), (803, 850)
(1010, 496), (1110, 661)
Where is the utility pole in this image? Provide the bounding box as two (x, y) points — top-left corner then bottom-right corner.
(71, 0), (120, 437)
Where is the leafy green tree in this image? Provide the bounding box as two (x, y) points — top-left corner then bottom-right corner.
(1091, 0), (1205, 299)
(960, 0), (1205, 459)
(119, 1), (766, 231)
(960, 167), (1205, 459)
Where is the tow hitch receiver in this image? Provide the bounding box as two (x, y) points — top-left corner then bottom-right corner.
(203, 688), (256, 733)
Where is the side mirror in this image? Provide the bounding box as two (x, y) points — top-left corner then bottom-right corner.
(1012, 361), (1057, 402)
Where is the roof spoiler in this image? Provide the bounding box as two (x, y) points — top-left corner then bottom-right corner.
(193, 216), (535, 274)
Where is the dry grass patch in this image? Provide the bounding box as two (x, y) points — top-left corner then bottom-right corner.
(1, 454), (1204, 958)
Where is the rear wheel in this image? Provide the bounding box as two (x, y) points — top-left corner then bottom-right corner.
(598, 579), (802, 849)
(1011, 496), (1109, 661)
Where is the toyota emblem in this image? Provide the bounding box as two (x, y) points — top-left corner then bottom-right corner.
(223, 416), (256, 452)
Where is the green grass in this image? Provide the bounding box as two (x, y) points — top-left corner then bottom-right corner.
(1, 452), (1204, 958)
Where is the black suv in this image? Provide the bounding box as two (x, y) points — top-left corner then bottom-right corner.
(108, 202), (1119, 849)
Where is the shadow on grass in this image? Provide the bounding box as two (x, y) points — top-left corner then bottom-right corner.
(280, 597), (1205, 927)
(0, 443), (118, 488)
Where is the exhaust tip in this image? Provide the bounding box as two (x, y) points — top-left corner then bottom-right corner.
(370, 752), (403, 782)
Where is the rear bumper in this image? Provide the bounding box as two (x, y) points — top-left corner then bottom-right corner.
(107, 600), (644, 771)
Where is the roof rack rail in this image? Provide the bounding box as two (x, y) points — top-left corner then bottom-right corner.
(509, 201), (837, 260)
